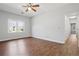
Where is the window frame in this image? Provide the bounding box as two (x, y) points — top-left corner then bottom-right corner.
(8, 19), (25, 33)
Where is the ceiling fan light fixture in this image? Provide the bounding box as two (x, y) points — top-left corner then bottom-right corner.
(22, 3), (39, 13)
(28, 7), (31, 11)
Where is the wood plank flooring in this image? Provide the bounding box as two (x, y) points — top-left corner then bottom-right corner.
(0, 35), (78, 56)
(0, 37), (63, 56)
(63, 34), (78, 56)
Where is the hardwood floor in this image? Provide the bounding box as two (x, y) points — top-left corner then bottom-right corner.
(63, 34), (78, 56)
(0, 37), (63, 56)
(0, 35), (78, 56)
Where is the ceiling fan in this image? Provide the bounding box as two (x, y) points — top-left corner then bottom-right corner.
(22, 3), (40, 12)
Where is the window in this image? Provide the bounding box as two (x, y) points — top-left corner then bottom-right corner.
(8, 19), (25, 33)
(17, 21), (25, 32)
(8, 20), (16, 33)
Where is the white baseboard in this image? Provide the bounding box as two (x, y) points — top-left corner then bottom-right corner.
(0, 38), (13, 42)
(0, 36), (65, 44)
(33, 36), (65, 44)
(0, 36), (31, 42)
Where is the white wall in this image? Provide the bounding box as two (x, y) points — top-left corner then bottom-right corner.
(31, 4), (79, 44)
(1, 3), (79, 43)
(65, 16), (71, 40)
(32, 9), (65, 43)
(0, 10), (31, 41)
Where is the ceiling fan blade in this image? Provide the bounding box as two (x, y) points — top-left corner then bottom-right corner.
(29, 3), (32, 4)
(25, 8), (28, 12)
(22, 5), (27, 7)
(32, 5), (39, 7)
(31, 7), (36, 12)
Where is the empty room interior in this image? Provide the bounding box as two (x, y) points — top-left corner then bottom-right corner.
(0, 3), (79, 56)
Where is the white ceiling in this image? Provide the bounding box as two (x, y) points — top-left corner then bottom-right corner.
(0, 3), (67, 17)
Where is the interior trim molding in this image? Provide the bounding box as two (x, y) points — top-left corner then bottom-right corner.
(32, 36), (65, 44)
(0, 36), (32, 42)
(0, 36), (65, 44)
